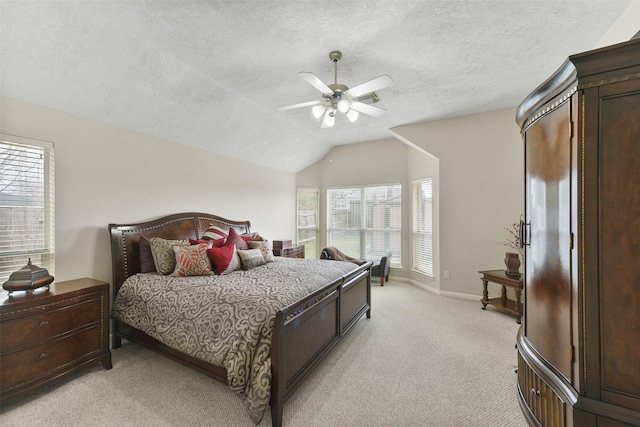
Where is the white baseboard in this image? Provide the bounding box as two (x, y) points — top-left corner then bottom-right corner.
(391, 277), (481, 301)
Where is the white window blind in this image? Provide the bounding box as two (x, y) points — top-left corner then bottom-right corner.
(327, 185), (401, 266)
(0, 135), (55, 283)
(412, 178), (433, 277)
(296, 188), (319, 258)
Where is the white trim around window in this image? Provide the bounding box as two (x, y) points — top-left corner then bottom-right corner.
(0, 134), (55, 283)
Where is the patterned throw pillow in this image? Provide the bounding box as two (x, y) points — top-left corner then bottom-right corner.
(207, 239), (240, 275)
(237, 249), (266, 270)
(201, 224), (228, 241)
(248, 240), (275, 262)
(149, 237), (190, 274)
(227, 228), (249, 250)
(171, 244), (212, 276)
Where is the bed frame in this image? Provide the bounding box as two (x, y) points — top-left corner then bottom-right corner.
(108, 212), (371, 427)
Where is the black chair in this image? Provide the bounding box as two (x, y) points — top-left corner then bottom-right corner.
(371, 253), (392, 286)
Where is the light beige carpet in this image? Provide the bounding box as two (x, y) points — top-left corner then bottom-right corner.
(0, 280), (526, 426)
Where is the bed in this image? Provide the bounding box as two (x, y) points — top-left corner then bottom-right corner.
(108, 212), (372, 426)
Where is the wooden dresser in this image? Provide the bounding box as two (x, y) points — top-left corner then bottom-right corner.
(515, 38), (640, 426)
(0, 278), (112, 402)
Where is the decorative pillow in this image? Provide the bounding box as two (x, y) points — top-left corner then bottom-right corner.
(238, 249), (266, 270)
(201, 224), (228, 241)
(227, 227), (249, 250)
(207, 240), (240, 275)
(149, 237), (190, 275)
(139, 237), (157, 273)
(171, 243), (212, 276)
(189, 238), (218, 249)
(242, 232), (265, 241)
(240, 235), (255, 244)
(248, 240), (275, 262)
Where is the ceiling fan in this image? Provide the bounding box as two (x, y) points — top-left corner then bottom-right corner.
(277, 51), (393, 128)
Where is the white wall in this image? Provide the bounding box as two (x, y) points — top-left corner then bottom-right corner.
(391, 107), (524, 296)
(0, 96), (296, 285)
(594, 0), (640, 48)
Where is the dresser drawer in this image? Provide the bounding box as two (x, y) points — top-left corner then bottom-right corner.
(0, 295), (101, 350)
(1, 326), (101, 393)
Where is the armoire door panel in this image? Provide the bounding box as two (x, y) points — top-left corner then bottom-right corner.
(598, 85), (640, 409)
(524, 101), (573, 382)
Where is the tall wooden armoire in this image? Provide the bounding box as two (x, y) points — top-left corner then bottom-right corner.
(515, 38), (640, 427)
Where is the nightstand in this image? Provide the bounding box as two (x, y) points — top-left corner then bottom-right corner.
(272, 240), (292, 256)
(0, 277), (112, 402)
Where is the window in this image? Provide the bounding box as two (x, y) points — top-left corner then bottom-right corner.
(296, 188), (319, 258)
(0, 135), (55, 283)
(412, 178), (433, 277)
(327, 185), (401, 266)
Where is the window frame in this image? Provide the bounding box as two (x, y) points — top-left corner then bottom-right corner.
(412, 177), (433, 277)
(296, 188), (320, 258)
(327, 184), (401, 266)
(0, 134), (55, 283)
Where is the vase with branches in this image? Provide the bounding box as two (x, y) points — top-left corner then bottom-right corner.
(498, 215), (524, 277)
(499, 215), (524, 257)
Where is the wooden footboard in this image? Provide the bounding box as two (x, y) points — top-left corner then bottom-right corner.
(270, 262), (371, 427)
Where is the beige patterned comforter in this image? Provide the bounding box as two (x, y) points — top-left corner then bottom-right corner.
(111, 257), (359, 424)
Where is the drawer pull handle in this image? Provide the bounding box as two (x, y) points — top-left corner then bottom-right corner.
(39, 320), (49, 327)
(530, 388), (540, 397)
(39, 353), (48, 359)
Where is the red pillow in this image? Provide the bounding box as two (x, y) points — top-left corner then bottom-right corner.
(207, 238), (240, 274)
(190, 238), (224, 248)
(227, 228), (249, 250)
(241, 235), (255, 243)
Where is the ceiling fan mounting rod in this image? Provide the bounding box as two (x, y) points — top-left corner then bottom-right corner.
(329, 50), (342, 85)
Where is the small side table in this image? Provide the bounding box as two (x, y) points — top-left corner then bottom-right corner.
(479, 269), (523, 323)
(279, 245), (305, 258)
(272, 240), (292, 257)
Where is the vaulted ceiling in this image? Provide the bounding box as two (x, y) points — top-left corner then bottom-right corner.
(0, 1), (631, 172)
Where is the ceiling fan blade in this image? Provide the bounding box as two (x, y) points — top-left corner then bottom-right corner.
(277, 100), (321, 111)
(299, 72), (334, 96)
(350, 101), (386, 117)
(346, 74), (394, 98)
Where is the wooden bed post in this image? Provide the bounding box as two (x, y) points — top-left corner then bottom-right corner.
(367, 271), (372, 319)
(111, 319), (122, 349)
(270, 311), (285, 427)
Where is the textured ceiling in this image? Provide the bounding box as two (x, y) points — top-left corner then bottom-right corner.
(0, 1), (631, 172)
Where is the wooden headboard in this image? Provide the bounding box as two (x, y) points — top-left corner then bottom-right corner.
(108, 212), (251, 295)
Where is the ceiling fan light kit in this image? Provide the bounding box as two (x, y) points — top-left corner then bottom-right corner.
(277, 51), (393, 128)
